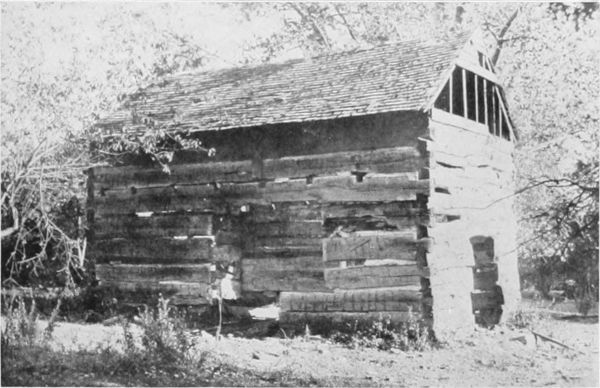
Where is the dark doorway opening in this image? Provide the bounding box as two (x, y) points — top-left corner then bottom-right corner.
(469, 235), (504, 327)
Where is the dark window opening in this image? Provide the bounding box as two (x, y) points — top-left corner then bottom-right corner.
(466, 70), (477, 121)
(486, 81), (495, 134)
(478, 51), (485, 67)
(493, 90), (500, 136)
(434, 81), (450, 112)
(476, 76), (485, 124)
(451, 67), (464, 117)
(501, 111), (511, 140)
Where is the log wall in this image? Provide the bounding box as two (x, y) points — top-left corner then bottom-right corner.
(87, 108), (519, 334)
(88, 113), (433, 319)
(426, 109), (519, 335)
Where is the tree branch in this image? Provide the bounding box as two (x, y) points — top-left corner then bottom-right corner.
(288, 3), (331, 50)
(333, 4), (358, 42)
(490, 7), (520, 65)
(1, 203), (19, 241)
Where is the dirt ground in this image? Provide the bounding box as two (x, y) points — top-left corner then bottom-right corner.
(209, 314), (599, 387)
(5, 299), (593, 387)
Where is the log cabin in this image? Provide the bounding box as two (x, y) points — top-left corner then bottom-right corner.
(88, 31), (520, 335)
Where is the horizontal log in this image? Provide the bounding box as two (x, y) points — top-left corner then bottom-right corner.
(324, 265), (426, 290)
(428, 119), (514, 156)
(471, 287), (504, 311)
(241, 256), (328, 292)
(91, 237), (213, 264)
(243, 236), (322, 257)
(279, 311), (422, 330)
(95, 282), (211, 305)
(93, 146), (424, 189)
(428, 191), (514, 213)
(323, 230), (422, 262)
(96, 263), (211, 286)
(321, 201), (426, 219)
(431, 166), (513, 190)
(473, 264), (499, 290)
(94, 160), (253, 188)
(242, 201), (427, 230)
(260, 146), (423, 179)
(93, 174), (429, 216)
(280, 287), (426, 313)
(323, 215), (425, 234)
(244, 202), (324, 223)
(93, 212), (213, 240)
(430, 148), (513, 172)
(251, 221), (323, 238)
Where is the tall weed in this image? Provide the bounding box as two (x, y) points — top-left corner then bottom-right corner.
(1, 296), (60, 349)
(137, 294), (194, 362)
(506, 308), (545, 329)
(119, 294), (206, 372)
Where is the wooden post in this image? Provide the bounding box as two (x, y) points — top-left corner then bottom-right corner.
(483, 79), (488, 127)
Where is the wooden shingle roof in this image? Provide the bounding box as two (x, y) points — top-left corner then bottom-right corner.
(98, 33), (471, 133)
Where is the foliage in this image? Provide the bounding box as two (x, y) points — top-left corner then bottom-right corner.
(0, 342), (322, 387)
(506, 5), (599, 300)
(1, 3), (214, 286)
(330, 314), (434, 352)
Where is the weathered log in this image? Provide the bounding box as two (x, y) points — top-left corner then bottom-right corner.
(321, 201), (425, 219)
(91, 237), (213, 264)
(93, 212), (213, 240)
(471, 286), (504, 311)
(324, 265), (426, 290)
(93, 146), (424, 189)
(93, 174), (429, 216)
(279, 311), (423, 332)
(243, 236), (323, 257)
(241, 256), (328, 292)
(244, 202), (323, 223)
(473, 264), (499, 290)
(96, 263), (211, 286)
(280, 287), (426, 313)
(323, 230), (423, 262)
(250, 220), (323, 238)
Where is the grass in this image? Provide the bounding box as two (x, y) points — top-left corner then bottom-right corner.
(1, 343), (324, 387)
(0, 295), (320, 387)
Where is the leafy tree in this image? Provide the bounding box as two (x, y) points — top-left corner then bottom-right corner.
(1, 3), (212, 286)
